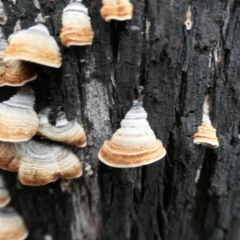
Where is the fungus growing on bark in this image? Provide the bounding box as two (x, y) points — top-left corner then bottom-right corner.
(60, 0), (94, 47)
(84, 162), (94, 176)
(194, 95), (219, 148)
(0, 142), (21, 172)
(98, 100), (166, 168)
(0, 86), (38, 142)
(33, 0), (40, 10)
(0, 29), (37, 86)
(184, 6), (192, 30)
(100, 0), (133, 22)
(37, 107), (87, 147)
(0, 1), (7, 25)
(3, 17), (62, 68)
(0, 207), (28, 240)
(11, 0), (17, 5)
(13, 20), (21, 32)
(0, 140), (83, 186)
(0, 174), (11, 208)
(34, 13), (46, 24)
(18, 140), (82, 186)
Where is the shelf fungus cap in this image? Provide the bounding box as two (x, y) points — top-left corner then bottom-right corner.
(60, 2), (94, 47)
(0, 86), (39, 142)
(193, 95), (219, 148)
(98, 100), (166, 168)
(3, 23), (62, 68)
(0, 142), (21, 172)
(17, 140), (82, 186)
(0, 175), (11, 208)
(0, 207), (28, 240)
(193, 122), (219, 148)
(38, 107), (87, 147)
(184, 6), (192, 30)
(100, 0), (133, 22)
(0, 60), (37, 86)
(0, 33), (37, 86)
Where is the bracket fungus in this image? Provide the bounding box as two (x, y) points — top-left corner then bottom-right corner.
(84, 162), (94, 176)
(100, 0), (133, 22)
(33, 0), (41, 10)
(194, 95), (219, 148)
(37, 107), (87, 147)
(13, 20), (21, 33)
(0, 175), (11, 208)
(0, 30), (37, 86)
(0, 86), (39, 142)
(98, 100), (166, 168)
(0, 140), (82, 186)
(18, 140), (83, 186)
(60, 1), (94, 47)
(0, 142), (21, 172)
(184, 6), (192, 30)
(3, 21), (62, 68)
(0, 207), (28, 240)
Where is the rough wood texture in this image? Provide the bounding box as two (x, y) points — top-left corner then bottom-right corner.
(0, 0), (239, 239)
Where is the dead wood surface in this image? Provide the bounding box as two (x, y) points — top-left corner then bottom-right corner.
(0, 0), (240, 240)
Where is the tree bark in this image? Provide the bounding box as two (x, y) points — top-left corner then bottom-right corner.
(1, 0), (240, 240)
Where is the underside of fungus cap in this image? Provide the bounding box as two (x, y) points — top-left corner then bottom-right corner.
(98, 140), (166, 168)
(0, 142), (21, 172)
(100, 0), (133, 22)
(98, 100), (166, 168)
(0, 60), (37, 86)
(0, 30), (37, 86)
(0, 207), (28, 240)
(60, 26), (94, 47)
(37, 107), (87, 147)
(16, 140), (82, 186)
(60, 1), (94, 47)
(0, 86), (39, 142)
(3, 24), (62, 68)
(194, 122), (219, 148)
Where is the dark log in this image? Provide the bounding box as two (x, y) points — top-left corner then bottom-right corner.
(0, 0), (240, 240)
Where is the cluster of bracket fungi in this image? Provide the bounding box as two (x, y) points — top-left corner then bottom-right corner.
(0, 0), (220, 181)
(0, 0), (219, 239)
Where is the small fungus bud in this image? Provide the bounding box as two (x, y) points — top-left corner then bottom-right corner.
(184, 6), (192, 30)
(11, 0), (17, 5)
(33, 0), (40, 10)
(87, 170), (94, 176)
(35, 13), (45, 24)
(13, 20), (21, 33)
